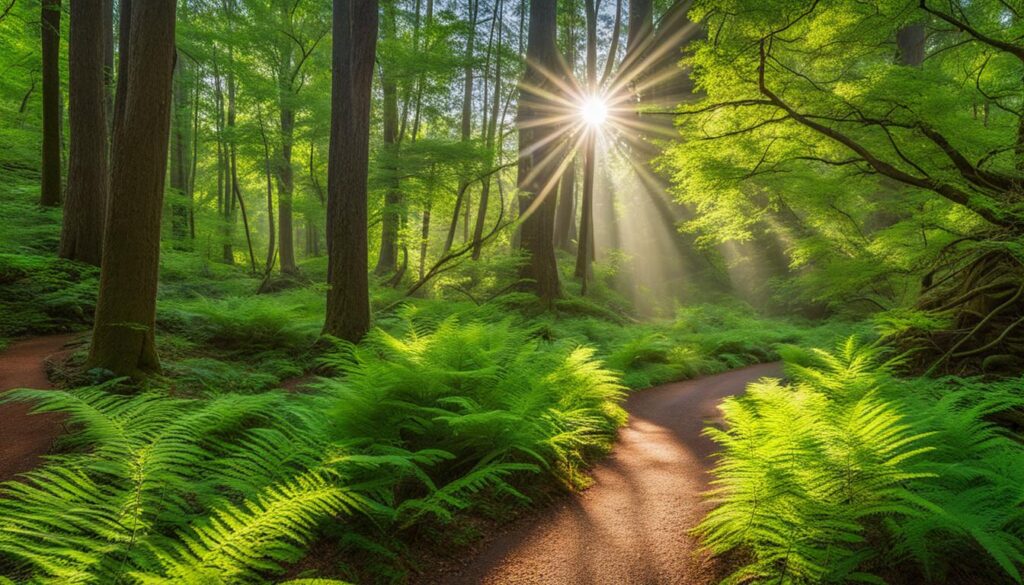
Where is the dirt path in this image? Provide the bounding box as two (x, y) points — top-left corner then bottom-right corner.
(432, 361), (784, 585)
(0, 334), (80, 482)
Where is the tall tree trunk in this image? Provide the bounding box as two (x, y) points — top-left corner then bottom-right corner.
(258, 105), (276, 273)
(40, 0), (61, 207)
(897, 23), (925, 66)
(472, 0), (504, 260)
(553, 3), (577, 252)
(575, 0), (599, 283)
(169, 58), (191, 246)
(517, 0), (561, 303)
(61, 0), (108, 265)
(276, 19), (299, 276)
(444, 0), (478, 254)
(87, 0), (176, 378)
(102, 0), (113, 129)
(324, 0), (378, 342)
(224, 43), (239, 263)
(374, 1), (401, 276)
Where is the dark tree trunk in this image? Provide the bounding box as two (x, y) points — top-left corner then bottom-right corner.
(324, 0), (378, 342)
(40, 0), (61, 207)
(897, 24), (925, 66)
(61, 0), (108, 266)
(258, 106), (276, 273)
(102, 0), (113, 127)
(553, 6), (577, 252)
(374, 1), (401, 276)
(575, 0), (599, 284)
(517, 0), (561, 303)
(87, 0), (176, 378)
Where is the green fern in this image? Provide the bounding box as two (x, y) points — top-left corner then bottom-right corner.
(698, 337), (1024, 583)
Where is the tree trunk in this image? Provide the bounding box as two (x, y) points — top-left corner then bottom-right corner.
(169, 58), (191, 245)
(40, 0), (61, 207)
(258, 105), (276, 273)
(102, 0), (113, 129)
(553, 4), (577, 252)
(517, 0), (561, 303)
(324, 0), (378, 342)
(61, 0), (108, 266)
(575, 0), (599, 283)
(445, 0), (479, 255)
(374, 1), (401, 276)
(472, 0), (504, 260)
(897, 24), (925, 66)
(87, 0), (176, 378)
(277, 21), (299, 276)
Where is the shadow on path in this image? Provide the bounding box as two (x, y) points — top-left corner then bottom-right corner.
(429, 362), (783, 585)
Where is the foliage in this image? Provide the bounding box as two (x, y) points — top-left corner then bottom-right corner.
(320, 314), (628, 490)
(699, 338), (1024, 584)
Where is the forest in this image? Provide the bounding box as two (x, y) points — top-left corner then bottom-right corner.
(0, 0), (1022, 583)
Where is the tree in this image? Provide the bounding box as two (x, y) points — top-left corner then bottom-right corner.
(674, 0), (1024, 371)
(324, 0), (378, 342)
(86, 0), (176, 377)
(39, 0), (61, 207)
(60, 0), (108, 266)
(374, 0), (402, 276)
(517, 0), (561, 303)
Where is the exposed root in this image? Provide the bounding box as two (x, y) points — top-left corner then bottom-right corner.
(898, 232), (1024, 376)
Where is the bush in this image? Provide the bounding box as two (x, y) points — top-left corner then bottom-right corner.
(159, 290), (323, 354)
(0, 253), (98, 337)
(321, 315), (627, 490)
(699, 338), (1024, 584)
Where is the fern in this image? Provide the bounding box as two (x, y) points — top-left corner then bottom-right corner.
(698, 337), (1024, 583)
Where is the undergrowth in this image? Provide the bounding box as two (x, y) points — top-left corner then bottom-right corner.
(700, 338), (1024, 584)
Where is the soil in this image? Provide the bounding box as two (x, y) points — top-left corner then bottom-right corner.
(0, 334), (81, 482)
(418, 362), (785, 585)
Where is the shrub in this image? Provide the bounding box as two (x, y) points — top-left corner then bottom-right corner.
(0, 253), (98, 337)
(699, 338), (1024, 584)
(320, 315), (627, 490)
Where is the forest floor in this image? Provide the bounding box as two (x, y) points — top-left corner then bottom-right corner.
(420, 361), (783, 585)
(0, 333), (81, 482)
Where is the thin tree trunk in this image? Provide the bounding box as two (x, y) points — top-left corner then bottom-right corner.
(553, 4), (578, 252)
(445, 0), (479, 254)
(258, 104), (276, 273)
(324, 0), (378, 342)
(169, 58), (191, 245)
(61, 0), (108, 265)
(87, 0), (176, 378)
(472, 0), (504, 260)
(575, 0), (599, 284)
(374, 1), (402, 276)
(40, 0), (61, 207)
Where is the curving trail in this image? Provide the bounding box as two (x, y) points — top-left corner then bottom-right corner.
(0, 334), (80, 482)
(431, 362), (784, 585)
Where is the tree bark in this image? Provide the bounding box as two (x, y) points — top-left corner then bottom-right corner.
(445, 0), (479, 255)
(553, 3), (577, 252)
(575, 0), (599, 283)
(169, 58), (191, 245)
(324, 0), (378, 342)
(61, 0), (108, 266)
(472, 0), (504, 260)
(517, 0), (561, 303)
(40, 0), (61, 207)
(374, 1), (401, 276)
(87, 0), (176, 378)
(276, 9), (299, 276)
(897, 23), (925, 66)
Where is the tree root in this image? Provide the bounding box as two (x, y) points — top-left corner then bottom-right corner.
(897, 233), (1024, 376)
